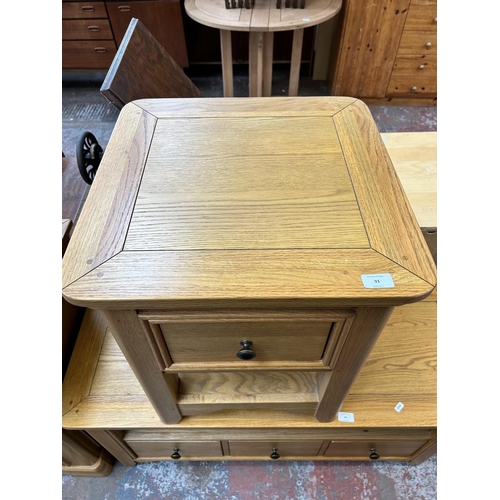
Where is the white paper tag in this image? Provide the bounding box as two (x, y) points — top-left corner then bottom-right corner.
(302, 18), (311, 21)
(338, 412), (355, 422)
(361, 273), (395, 288)
(394, 402), (404, 413)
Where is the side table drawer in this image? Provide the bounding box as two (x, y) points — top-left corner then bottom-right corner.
(324, 440), (428, 460)
(228, 440), (324, 459)
(62, 2), (108, 19)
(62, 19), (114, 40)
(139, 310), (355, 371)
(62, 41), (117, 69)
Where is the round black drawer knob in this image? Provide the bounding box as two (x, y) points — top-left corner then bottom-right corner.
(171, 448), (181, 460)
(236, 340), (256, 360)
(369, 448), (380, 460)
(270, 448), (280, 460)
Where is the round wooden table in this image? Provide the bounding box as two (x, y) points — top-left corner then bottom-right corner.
(184, 0), (342, 97)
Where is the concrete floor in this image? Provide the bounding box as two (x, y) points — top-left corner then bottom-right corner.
(62, 65), (437, 500)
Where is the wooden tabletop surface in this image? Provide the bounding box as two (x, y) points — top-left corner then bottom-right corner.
(62, 97), (436, 310)
(184, 0), (342, 32)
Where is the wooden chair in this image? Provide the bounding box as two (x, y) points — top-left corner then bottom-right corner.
(100, 17), (201, 109)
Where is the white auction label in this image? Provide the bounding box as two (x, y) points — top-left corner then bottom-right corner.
(338, 412), (355, 423)
(394, 402), (404, 413)
(361, 273), (395, 288)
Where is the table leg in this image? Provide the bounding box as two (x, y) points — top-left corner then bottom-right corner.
(220, 30), (234, 97)
(249, 31), (264, 97)
(314, 307), (394, 422)
(289, 28), (304, 96)
(262, 32), (274, 97)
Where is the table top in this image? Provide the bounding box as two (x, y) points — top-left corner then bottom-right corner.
(62, 97), (436, 310)
(184, 0), (342, 32)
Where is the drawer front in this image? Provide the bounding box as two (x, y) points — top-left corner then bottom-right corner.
(62, 19), (113, 40)
(62, 41), (117, 69)
(126, 440), (223, 460)
(386, 77), (437, 97)
(397, 31), (437, 55)
(157, 321), (333, 365)
(324, 440), (428, 460)
(391, 55), (437, 78)
(404, 4), (437, 31)
(229, 440), (324, 458)
(62, 2), (108, 19)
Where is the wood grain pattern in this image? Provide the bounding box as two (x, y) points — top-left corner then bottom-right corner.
(330, 0), (411, 97)
(62, 103), (155, 290)
(62, 249), (433, 310)
(333, 100), (436, 285)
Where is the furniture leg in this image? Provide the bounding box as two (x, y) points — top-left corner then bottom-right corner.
(100, 310), (182, 424)
(249, 31), (264, 96)
(262, 32), (274, 96)
(86, 430), (137, 467)
(220, 30), (234, 97)
(289, 28), (304, 96)
(314, 307), (394, 422)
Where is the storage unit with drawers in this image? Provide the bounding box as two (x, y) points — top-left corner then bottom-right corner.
(62, 0), (189, 69)
(328, 0), (437, 103)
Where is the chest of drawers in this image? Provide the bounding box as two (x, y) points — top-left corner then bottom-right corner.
(62, 0), (189, 70)
(62, 97), (436, 425)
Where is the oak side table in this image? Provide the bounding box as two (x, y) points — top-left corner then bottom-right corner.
(62, 97), (436, 425)
(184, 0), (343, 97)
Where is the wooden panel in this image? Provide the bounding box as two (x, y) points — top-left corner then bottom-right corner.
(397, 31), (437, 55)
(62, 19), (114, 40)
(333, 100), (436, 284)
(62, 41), (117, 68)
(100, 18), (201, 109)
(229, 440), (323, 457)
(324, 440), (428, 459)
(125, 115), (368, 251)
(158, 321), (332, 364)
(105, 1), (189, 67)
(62, 103), (155, 289)
(404, 4), (437, 31)
(62, 2), (108, 19)
(330, 0), (411, 97)
(125, 439), (223, 459)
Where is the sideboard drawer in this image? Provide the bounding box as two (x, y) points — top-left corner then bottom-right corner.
(404, 4), (437, 31)
(228, 440), (324, 458)
(62, 2), (108, 19)
(324, 440), (428, 460)
(62, 41), (117, 69)
(62, 19), (114, 40)
(125, 436), (223, 460)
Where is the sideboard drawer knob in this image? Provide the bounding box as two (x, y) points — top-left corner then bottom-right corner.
(426, 42), (432, 48)
(433, 17), (437, 23)
(411, 86), (418, 91)
(236, 340), (256, 360)
(87, 26), (100, 31)
(171, 448), (181, 460)
(369, 448), (380, 460)
(82, 6), (95, 12)
(270, 448), (280, 459)
(418, 64), (425, 70)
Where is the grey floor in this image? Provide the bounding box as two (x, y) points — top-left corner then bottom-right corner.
(62, 64), (437, 500)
